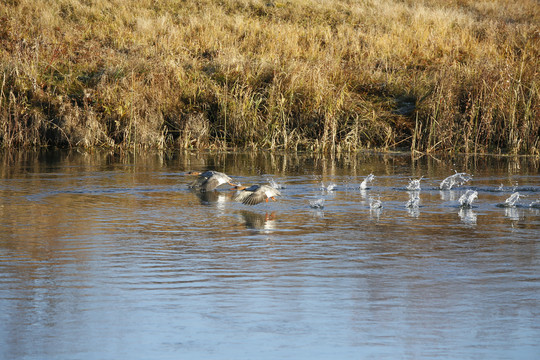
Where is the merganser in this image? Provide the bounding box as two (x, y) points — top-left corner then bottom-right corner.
(233, 185), (281, 205)
(187, 170), (236, 192)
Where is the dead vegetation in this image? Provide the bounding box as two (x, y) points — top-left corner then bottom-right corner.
(0, 0), (538, 153)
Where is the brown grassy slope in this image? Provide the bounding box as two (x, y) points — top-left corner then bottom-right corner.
(0, 0), (538, 153)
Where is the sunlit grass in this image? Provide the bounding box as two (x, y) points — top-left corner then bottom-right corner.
(1, 0), (538, 153)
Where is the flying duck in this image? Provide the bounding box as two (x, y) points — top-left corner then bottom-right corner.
(233, 184), (281, 205)
(187, 170), (237, 192)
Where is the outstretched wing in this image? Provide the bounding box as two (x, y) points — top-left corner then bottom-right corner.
(233, 190), (251, 203)
(242, 191), (267, 206)
(201, 172), (232, 191)
(188, 170), (214, 190)
(202, 176), (222, 191)
(189, 177), (207, 189)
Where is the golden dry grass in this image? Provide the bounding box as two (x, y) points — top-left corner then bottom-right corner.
(1, 0), (538, 153)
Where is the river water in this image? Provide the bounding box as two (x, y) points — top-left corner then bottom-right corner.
(1, 150), (539, 359)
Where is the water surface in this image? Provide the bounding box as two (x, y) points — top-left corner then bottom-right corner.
(1, 151), (539, 359)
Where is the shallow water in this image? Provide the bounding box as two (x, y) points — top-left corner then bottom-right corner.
(1, 151), (539, 359)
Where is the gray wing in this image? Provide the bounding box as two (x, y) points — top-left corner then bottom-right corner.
(189, 177), (206, 189)
(188, 171), (214, 190)
(242, 190), (267, 206)
(202, 176), (224, 191)
(203, 172), (233, 191)
(233, 190), (251, 203)
(212, 171), (231, 180)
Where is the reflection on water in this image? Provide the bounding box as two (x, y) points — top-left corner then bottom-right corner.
(505, 207), (521, 221)
(406, 191), (421, 218)
(191, 188), (233, 206)
(309, 198), (325, 209)
(440, 189), (459, 202)
(369, 206), (382, 221)
(459, 207), (477, 225)
(1, 150), (540, 360)
(237, 210), (277, 232)
(359, 188), (369, 200)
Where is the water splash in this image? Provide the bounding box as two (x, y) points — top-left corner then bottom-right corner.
(530, 199), (540, 208)
(369, 197), (382, 209)
(320, 182), (336, 193)
(458, 190), (478, 208)
(267, 178), (284, 189)
(309, 198), (325, 209)
(406, 177), (423, 191)
(496, 192), (522, 208)
(497, 182), (519, 192)
(360, 174), (375, 190)
(505, 192), (520, 207)
(440, 172), (472, 190)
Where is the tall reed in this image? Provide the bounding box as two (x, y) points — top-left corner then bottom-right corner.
(0, 0), (538, 153)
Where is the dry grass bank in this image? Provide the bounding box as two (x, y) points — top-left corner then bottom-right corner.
(0, 0), (538, 153)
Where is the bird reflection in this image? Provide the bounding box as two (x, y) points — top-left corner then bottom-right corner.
(238, 210), (277, 231)
(458, 208), (477, 225)
(440, 190), (458, 202)
(191, 189), (233, 206)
